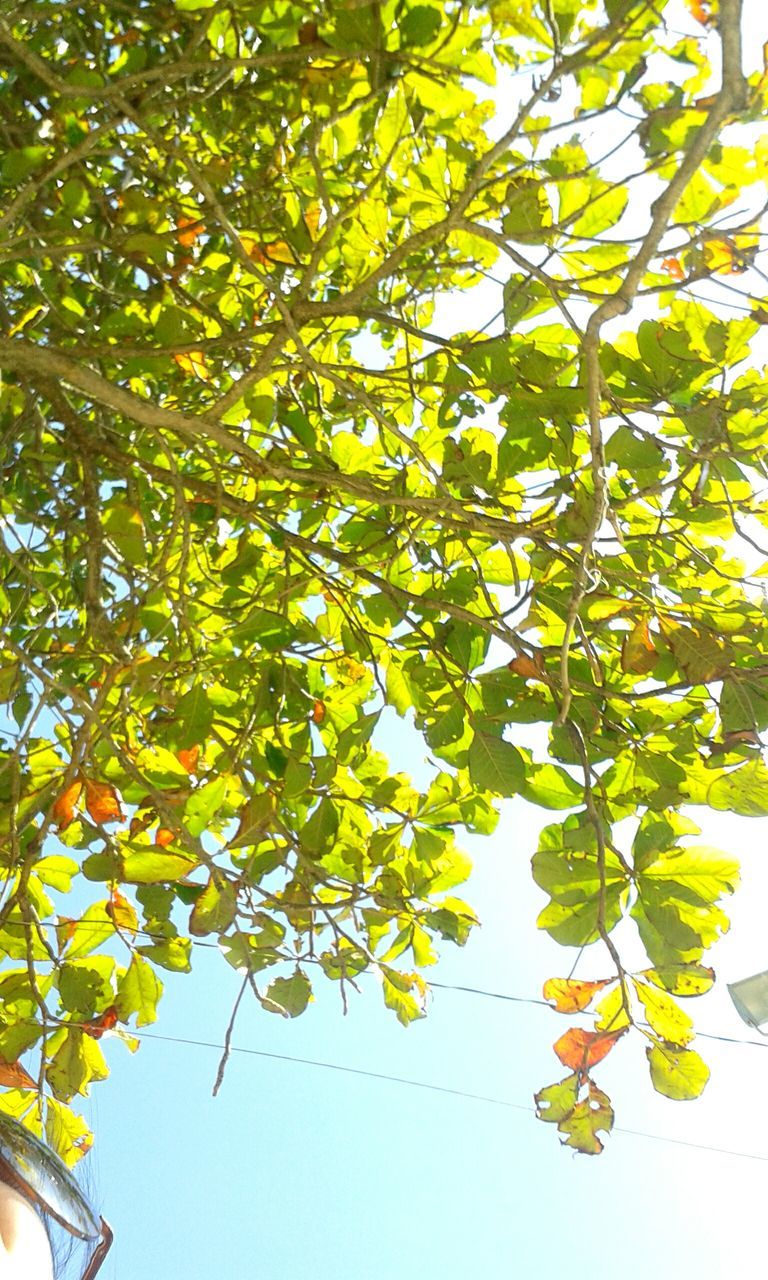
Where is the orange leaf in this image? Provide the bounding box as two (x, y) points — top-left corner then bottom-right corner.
(311, 699), (326, 724)
(174, 351), (209, 381)
(155, 827), (174, 848)
(242, 236), (296, 266)
(56, 917), (78, 949)
(621, 619), (659, 675)
(107, 889), (138, 935)
(73, 1133), (94, 1157)
(176, 215), (205, 248)
(51, 779), (82, 831)
(303, 201), (322, 240)
(0, 1062), (37, 1090)
(543, 978), (611, 1014)
(111, 28), (141, 45)
(661, 256), (685, 281)
(553, 1027), (626, 1072)
(84, 779), (123, 825)
(82, 1006), (119, 1040)
(686, 0), (714, 24)
(177, 745), (200, 774)
(508, 652), (544, 680)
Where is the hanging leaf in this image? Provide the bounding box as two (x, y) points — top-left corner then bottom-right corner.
(558, 1081), (614, 1155)
(660, 257), (685, 281)
(662, 623), (729, 684)
(84, 780), (123, 825)
(467, 732), (524, 795)
(553, 1026), (626, 1072)
(82, 1006), (119, 1039)
(646, 1044), (710, 1100)
(0, 1061), (37, 1090)
(261, 968), (313, 1018)
(115, 955), (163, 1027)
(106, 889), (138, 936)
(621, 619), (659, 675)
(176, 745), (200, 774)
(51, 779), (83, 832)
(175, 215), (205, 247)
(543, 977), (611, 1013)
(507, 653), (544, 679)
(189, 876), (237, 936)
(174, 351), (209, 381)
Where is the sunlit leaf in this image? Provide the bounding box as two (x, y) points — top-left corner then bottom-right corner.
(646, 1044), (710, 1100)
(84, 779), (123, 825)
(553, 1026), (626, 1072)
(543, 977), (611, 1013)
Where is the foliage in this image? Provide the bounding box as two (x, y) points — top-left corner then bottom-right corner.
(0, 0), (767, 1160)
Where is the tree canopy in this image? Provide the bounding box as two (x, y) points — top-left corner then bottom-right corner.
(0, 0), (767, 1161)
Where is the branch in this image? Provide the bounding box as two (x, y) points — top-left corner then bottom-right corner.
(555, 0), (747, 725)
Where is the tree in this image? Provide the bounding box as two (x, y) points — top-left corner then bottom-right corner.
(0, 0), (766, 1161)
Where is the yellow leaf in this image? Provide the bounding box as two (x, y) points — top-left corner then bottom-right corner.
(543, 977), (611, 1013)
(8, 305), (46, 337)
(621, 619), (659, 675)
(174, 351), (209, 381)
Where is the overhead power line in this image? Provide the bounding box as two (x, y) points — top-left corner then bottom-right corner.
(132, 1028), (768, 1165)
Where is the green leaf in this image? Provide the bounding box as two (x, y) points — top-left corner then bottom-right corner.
(535, 1074), (614, 1155)
(47, 1030), (109, 1103)
(45, 1099), (93, 1168)
(558, 1081), (614, 1155)
(518, 763), (582, 810)
(183, 776), (228, 838)
(261, 969), (312, 1018)
(632, 979), (694, 1046)
(189, 876), (237, 936)
(663, 623), (729, 683)
(2, 147), (49, 185)
(708, 760), (768, 816)
(301, 798), (339, 855)
(62, 903), (114, 960)
(121, 849), (200, 884)
(535, 1072), (580, 1124)
(636, 844), (739, 901)
(135, 746), (191, 789)
(646, 1044), (710, 1100)
(137, 937), (192, 973)
(467, 732), (524, 795)
(115, 955), (163, 1027)
(58, 957), (115, 1017)
(381, 968), (426, 1026)
(175, 686), (215, 746)
(102, 503), (146, 566)
(400, 5), (442, 46)
(641, 964), (715, 997)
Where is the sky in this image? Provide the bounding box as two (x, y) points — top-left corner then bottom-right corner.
(30, 2), (768, 1277)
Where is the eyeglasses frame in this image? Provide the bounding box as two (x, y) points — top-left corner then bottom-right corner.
(0, 1118), (112, 1280)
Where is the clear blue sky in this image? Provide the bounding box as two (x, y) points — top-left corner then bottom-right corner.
(48, 1), (768, 1275)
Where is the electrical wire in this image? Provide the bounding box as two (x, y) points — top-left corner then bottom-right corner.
(22, 915), (768, 1158)
(131, 1027), (768, 1165)
(32, 914), (768, 1049)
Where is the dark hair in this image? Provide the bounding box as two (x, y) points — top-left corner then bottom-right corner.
(42, 1214), (77, 1279)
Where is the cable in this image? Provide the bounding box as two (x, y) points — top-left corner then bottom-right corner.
(132, 1028), (768, 1164)
(428, 979), (550, 1008)
(134, 1029), (534, 1113)
(31, 915), (768, 1050)
(430, 978), (768, 1050)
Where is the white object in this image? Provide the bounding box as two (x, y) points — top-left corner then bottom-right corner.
(728, 970), (768, 1029)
